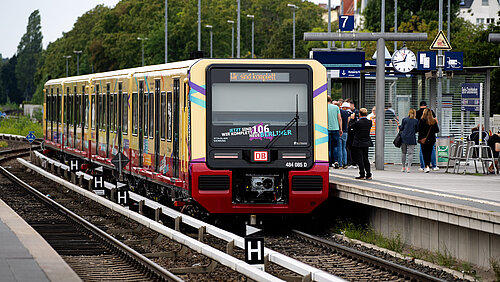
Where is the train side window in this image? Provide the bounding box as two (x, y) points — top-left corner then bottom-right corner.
(167, 91), (172, 142)
(46, 93), (51, 122)
(132, 93), (138, 135)
(57, 88), (61, 125)
(98, 90), (102, 130)
(149, 92), (154, 138)
(122, 94), (128, 135)
(83, 85), (87, 128)
(183, 82), (187, 110)
(66, 87), (70, 124)
(110, 92), (115, 132)
(161, 92), (166, 140)
(144, 90), (148, 138)
(51, 88), (55, 122)
(106, 83), (110, 129)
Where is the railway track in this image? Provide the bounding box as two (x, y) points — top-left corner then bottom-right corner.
(289, 230), (449, 281)
(0, 151), (182, 281)
(0, 137), (467, 281)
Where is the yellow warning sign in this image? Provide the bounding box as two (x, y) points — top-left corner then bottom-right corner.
(430, 30), (452, 50)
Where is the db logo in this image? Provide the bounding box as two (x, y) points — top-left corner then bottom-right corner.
(253, 151), (268, 162)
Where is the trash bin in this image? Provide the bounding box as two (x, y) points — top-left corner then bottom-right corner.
(436, 136), (454, 167)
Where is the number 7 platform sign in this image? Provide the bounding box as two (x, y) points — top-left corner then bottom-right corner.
(339, 15), (354, 32)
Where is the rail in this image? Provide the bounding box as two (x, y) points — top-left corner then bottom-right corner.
(0, 165), (183, 282)
(28, 151), (346, 282)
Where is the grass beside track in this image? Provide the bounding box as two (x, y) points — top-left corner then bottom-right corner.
(0, 116), (42, 138)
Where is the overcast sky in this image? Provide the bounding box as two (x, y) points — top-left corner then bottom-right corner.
(0, 0), (335, 59)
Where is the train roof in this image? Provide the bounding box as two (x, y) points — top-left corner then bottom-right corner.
(44, 58), (324, 87)
(45, 59), (200, 86)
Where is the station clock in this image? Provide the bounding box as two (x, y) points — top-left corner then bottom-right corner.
(391, 46), (417, 73)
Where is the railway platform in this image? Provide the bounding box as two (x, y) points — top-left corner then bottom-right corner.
(0, 199), (81, 282)
(328, 165), (500, 268)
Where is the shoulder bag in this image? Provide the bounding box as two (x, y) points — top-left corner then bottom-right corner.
(393, 132), (402, 148)
(418, 125), (432, 145)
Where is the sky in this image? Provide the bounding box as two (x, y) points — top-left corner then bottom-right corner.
(0, 0), (336, 59)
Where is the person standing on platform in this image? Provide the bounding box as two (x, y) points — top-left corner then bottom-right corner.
(416, 101), (438, 171)
(399, 109), (418, 173)
(418, 109), (439, 173)
(351, 108), (373, 180)
(339, 102), (351, 168)
(327, 96), (342, 168)
(487, 130), (500, 174)
(345, 99), (358, 168)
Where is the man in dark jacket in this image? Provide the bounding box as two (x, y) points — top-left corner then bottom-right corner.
(351, 108), (373, 180)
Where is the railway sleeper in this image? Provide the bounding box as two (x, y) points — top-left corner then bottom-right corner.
(169, 259), (218, 274)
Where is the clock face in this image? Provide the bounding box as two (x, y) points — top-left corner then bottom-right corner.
(391, 48), (417, 73)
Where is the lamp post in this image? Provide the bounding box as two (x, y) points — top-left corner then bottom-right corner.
(198, 0), (201, 51)
(137, 37), (148, 66)
(288, 4), (298, 59)
(227, 20), (234, 58)
(165, 0), (168, 64)
(237, 0), (240, 58)
(73, 50), (82, 75)
(63, 55), (71, 77)
(206, 25), (213, 58)
(247, 15), (254, 58)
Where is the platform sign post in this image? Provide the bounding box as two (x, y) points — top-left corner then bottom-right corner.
(93, 166), (105, 196)
(115, 181), (129, 206)
(461, 83), (483, 149)
(26, 131), (36, 161)
(244, 216), (264, 270)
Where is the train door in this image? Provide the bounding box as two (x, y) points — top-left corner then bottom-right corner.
(117, 82), (123, 156)
(50, 88), (54, 141)
(173, 78), (180, 178)
(154, 79), (161, 172)
(106, 83), (110, 158)
(73, 85), (78, 149)
(138, 80), (144, 167)
(57, 88), (61, 146)
(95, 84), (100, 156)
(82, 84), (87, 152)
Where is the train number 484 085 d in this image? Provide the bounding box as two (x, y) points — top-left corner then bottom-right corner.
(285, 162), (308, 168)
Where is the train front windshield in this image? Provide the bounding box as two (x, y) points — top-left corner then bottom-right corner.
(208, 67), (311, 148)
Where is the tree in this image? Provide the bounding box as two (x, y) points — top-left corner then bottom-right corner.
(1, 56), (19, 104)
(15, 10), (43, 103)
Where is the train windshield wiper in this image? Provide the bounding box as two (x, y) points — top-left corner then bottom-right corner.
(265, 94), (299, 149)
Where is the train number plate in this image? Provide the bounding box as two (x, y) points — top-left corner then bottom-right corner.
(253, 151), (268, 162)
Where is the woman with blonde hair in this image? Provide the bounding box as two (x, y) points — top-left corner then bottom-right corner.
(418, 109), (439, 173)
(399, 108), (418, 172)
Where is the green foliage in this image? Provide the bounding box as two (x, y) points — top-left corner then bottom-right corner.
(0, 141), (8, 148)
(0, 116), (43, 138)
(491, 258), (500, 281)
(15, 10), (43, 103)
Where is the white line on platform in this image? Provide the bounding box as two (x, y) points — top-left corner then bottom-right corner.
(331, 172), (500, 208)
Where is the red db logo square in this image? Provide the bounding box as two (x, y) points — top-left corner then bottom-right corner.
(254, 151), (268, 162)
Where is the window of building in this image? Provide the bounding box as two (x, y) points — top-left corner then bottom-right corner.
(477, 18), (485, 24)
(482, 0), (489, 6)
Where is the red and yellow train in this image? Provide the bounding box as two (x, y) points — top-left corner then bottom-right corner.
(43, 59), (329, 215)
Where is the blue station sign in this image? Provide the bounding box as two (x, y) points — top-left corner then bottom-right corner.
(312, 51), (365, 70)
(461, 83), (481, 111)
(339, 69), (361, 78)
(26, 131), (36, 143)
(339, 15), (354, 31)
(445, 52), (463, 71)
(417, 51), (436, 71)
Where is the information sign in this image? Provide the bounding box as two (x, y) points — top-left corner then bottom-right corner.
(339, 69), (360, 78)
(339, 15), (354, 31)
(444, 52), (463, 71)
(461, 83), (481, 112)
(244, 237), (264, 266)
(417, 51), (436, 71)
(26, 131), (36, 143)
(312, 51), (365, 70)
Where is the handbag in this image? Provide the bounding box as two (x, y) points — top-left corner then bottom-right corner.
(393, 132), (402, 148)
(418, 126), (432, 145)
